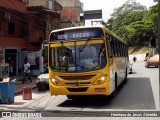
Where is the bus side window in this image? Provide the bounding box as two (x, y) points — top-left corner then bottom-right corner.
(106, 34), (112, 57)
(116, 40), (119, 57)
(113, 38), (117, 57)
(110, 37), (115, 57)
(107, 39), (112, 58)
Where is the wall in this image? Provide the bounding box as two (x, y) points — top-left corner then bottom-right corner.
(28, 15), (44, 44)
(0, 0), (27, 13)
(0, 37), (27, 47)
(28, 0), (62, 11)
(28, 0), (47, 8)
(45, 14), (60, 40)
(60, 7), (77, 22)
(0, 12), (28, 38)
(61, 22), (72, 28)
(57, 0), (81, 8)
(57, 0), (83, 26)
(18, 50), (43, 76)
(0, 0), (28, 47)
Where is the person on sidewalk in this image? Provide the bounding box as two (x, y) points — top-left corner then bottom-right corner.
(7, 57), (15, 76)
(22, 59), (32, 84)
(133, 56), (137, 62)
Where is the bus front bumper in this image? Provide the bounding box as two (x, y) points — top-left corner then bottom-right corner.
(49, 82), (110, 96)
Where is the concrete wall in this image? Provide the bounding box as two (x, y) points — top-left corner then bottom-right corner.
(57, 0), (83, 24)
(61, 22), (72, 28)
(60, 7), (77, 22)
(57, 0), (77, 7)
(28, 0), (47, 8)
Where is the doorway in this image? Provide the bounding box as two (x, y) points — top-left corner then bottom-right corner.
(5, 49), (17, 76)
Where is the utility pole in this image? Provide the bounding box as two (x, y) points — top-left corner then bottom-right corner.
(158, 0), (160, 91)
(158, 0), (160, 55)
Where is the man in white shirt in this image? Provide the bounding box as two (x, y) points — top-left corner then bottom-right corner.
(22, 59), (32, 84)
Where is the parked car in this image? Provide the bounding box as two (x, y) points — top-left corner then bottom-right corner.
(145, 54), (159, 68)
(36, 73), (49, 91)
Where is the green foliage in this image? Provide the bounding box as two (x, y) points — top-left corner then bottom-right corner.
(111, 0), (147, 18)
(106, 0), (158, 46)
(101, 20), (107, 26)
(122, 11), (147, 26)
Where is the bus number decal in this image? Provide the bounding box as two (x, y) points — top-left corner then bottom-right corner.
(58, 35), (68, 40)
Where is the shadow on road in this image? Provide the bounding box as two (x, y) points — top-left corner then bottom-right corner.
(130, 71), (137, 74)
(58, 77), (155, 110)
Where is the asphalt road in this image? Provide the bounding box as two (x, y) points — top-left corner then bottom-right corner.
(21, 62), (159, 111)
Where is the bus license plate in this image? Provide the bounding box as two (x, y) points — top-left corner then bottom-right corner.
(95, 88), (106, 92)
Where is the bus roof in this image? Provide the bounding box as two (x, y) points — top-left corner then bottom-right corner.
(50, 25), (105, 32)
(50, 25), (127, 44)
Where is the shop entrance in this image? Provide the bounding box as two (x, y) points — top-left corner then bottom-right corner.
(5, 49), (17, 76)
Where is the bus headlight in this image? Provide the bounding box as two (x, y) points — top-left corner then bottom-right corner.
(52, 78), (56, 82)
(101, 76), (105, 80)
(50, 77), (63, 86)
(93, 76), (105, 85)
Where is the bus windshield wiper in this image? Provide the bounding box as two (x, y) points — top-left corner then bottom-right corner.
(79, 38), (92, 52)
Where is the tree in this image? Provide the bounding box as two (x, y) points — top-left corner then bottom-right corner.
(101, 20), (107, 26)
(111, 0), (146, 18)
(106, 0), (158, 46)
(108, 0), (147, 37)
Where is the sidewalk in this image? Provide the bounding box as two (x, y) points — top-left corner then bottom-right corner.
(10, 75), (38, 94)
(0, 75), (49, 111)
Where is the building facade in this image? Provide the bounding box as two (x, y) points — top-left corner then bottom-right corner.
(27, 0), (62, 40)
(56, 0), (83, 28)
(26, 0), (62, 76)
(0, 0), (62, 77)
(0, 0), (29, 77)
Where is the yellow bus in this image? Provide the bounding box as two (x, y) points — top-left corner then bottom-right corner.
(48, 25), (129, 98)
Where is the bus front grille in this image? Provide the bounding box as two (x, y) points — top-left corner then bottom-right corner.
(59, 75), (96, 80)
(67, 87), (88, 92)
(65, 82), (91, 86)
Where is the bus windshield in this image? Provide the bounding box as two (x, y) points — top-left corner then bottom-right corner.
(49, 40), (107, 72)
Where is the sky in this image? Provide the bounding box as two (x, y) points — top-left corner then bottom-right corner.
(80, 0), (157, 25)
